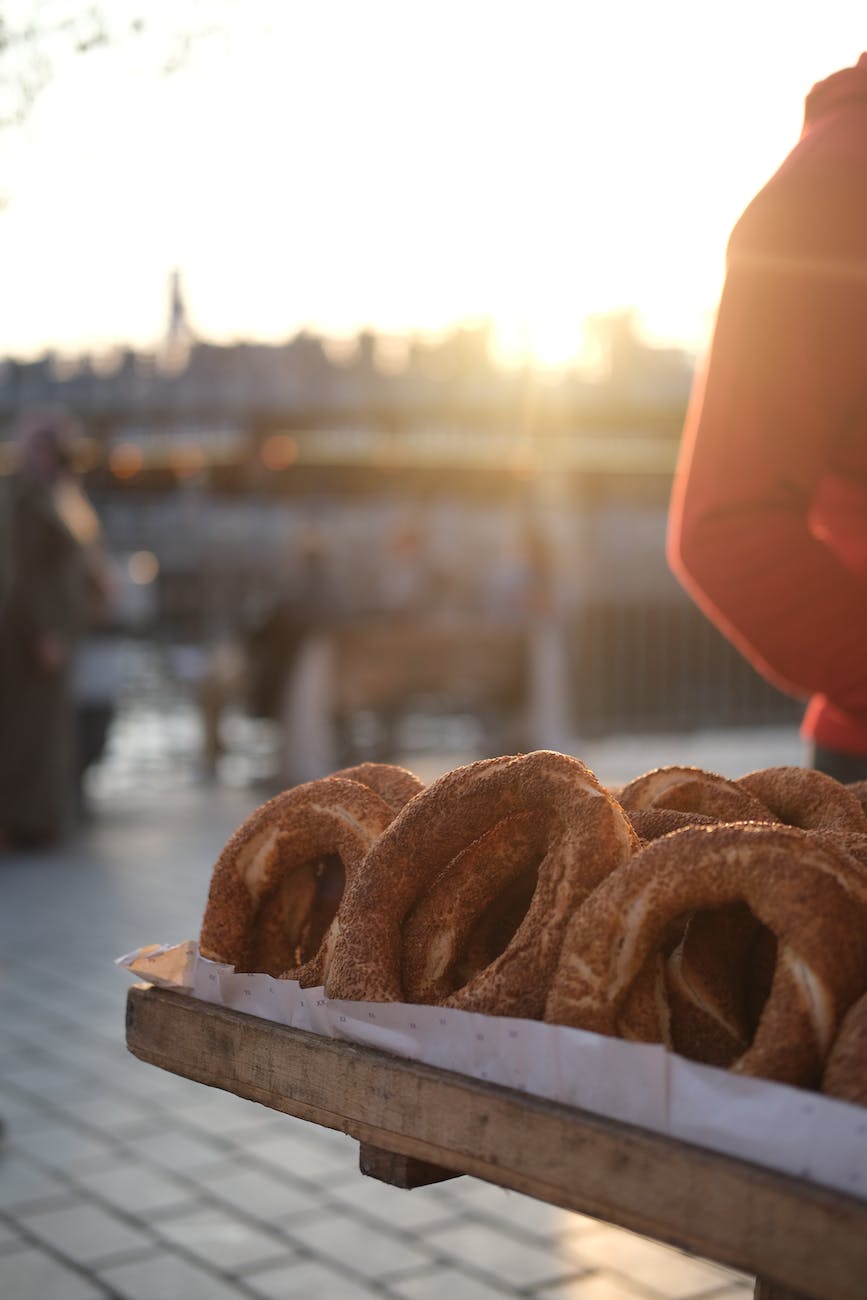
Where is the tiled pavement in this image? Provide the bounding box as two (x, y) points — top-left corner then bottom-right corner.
(0, 725), (805, 1300)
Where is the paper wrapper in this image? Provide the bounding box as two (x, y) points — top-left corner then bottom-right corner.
(117, 941), (867, 1201)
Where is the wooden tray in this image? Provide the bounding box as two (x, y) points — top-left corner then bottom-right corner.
(125, 984), (867, 1300)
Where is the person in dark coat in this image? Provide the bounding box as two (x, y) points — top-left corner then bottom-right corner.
(0, 415), (102, 848)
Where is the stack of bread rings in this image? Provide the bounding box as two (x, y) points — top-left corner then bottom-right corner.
(200, 753), (867, 1104)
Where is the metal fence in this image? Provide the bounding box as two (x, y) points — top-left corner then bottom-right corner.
(567, 600), (800, 735)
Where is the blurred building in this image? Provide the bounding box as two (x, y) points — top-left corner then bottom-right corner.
(0, 308), (797, 745)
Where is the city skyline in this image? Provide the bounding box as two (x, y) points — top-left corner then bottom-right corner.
(1, 2), (864, 367)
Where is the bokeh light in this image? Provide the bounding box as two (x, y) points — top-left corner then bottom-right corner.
(259, 433), (299, 472)
(127, 550), (159, 584)
(109, 442), (143, 480)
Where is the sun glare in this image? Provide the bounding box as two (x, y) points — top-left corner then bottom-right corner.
(0, 2), (863, 360)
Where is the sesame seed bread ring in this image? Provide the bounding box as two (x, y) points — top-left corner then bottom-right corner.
(199, 777), (397, 982)
(327, 762), (425, 813)
(325, 750), (640, 1017)
(627, 807), (718, 843)
(822, 991), (867, 1106)
(811, 828), (867, 871)
(617, 954), (673, 1044)
(845, 779), (867, 819)
(617, 766), (778, 824)
(744, 926), (778, 1036)
(665, 903), (760, 1067)
(401, 810), (545, 1005)
(545, 823), (867, 1086)
(738, 766), (867, 832)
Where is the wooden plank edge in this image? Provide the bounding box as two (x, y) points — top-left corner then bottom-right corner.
(125, 984), (867, 1300)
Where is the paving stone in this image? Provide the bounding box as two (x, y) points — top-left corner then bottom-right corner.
(425, 1219), (577, 1289)
(392, 1178), (467, 1212)
(435, 1177), (509, 1207)
(0, 994), (59, 1018)
(0, 1031), (36, 1069)
(0, 1062), (97, 1104)
(69, 1159), (194, 1216)
(133, 1071), (209, 1107)
(328, 1176), (463, 1232)
(99, 1250), (246, 1300)
(296, 1209), (436, 1279)
(169, 1093), (278, 1139)
(39, 1036), (118, 1073)
(0, 1030), (61, 1059)
(0, 1220), (23, 1251)
(453, 1183), (591, 1240)
(153, 1205), (293, 1270)
(550, 1215), (636, 1257)
(92, 1059), (204, 1105)
(388, 1262), (514, 1299)
(0, 1245), (106, 1299)
(17, 1201), (153, 1266)
(83, 1011), (128, 1040)
(0, 1108), (60, 1140)
(567, 1228), (748, 1297)
(193, 1163), (317, 1220)
(9, 1119), (116, 1169)
(535, 1272), (654, 1299)
(0, 1155), (71, 1212)
(0, 1004), (54, 1033)
(243, 1129), (357, 1181)
(54, 1092), (154, 1134)
(0, 1086), (45, 1123)
(279, 1115), (357, 1154)
(121, 1126), (229, 1173)
(99, 1116), (177, 1144)
(243, 1256), (383, 1299)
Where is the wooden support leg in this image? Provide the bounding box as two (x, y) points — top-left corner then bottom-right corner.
(358, 1142), (459, 1189)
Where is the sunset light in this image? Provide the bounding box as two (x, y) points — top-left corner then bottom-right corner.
(2, 13), (866, 1285)
(1, 1), (864, 366)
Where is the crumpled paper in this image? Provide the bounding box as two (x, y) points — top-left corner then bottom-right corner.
(117, 941), (867, 1201)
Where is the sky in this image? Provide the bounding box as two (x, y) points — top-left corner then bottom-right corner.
(0, 0), (865, 368)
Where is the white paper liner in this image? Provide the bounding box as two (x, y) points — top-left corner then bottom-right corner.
(117, 941), (867, 1201)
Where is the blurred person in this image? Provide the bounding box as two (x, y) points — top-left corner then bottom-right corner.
(379, 511), (429, 614)
(72, 545), (122, 812)
(668, 54), (867, 782)
(0, 413), (107, 847)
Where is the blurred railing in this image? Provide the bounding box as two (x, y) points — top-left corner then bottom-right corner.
(83, 596), (799, 802)
(567, 601), (800, 735)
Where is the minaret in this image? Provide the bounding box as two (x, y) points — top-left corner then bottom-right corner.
(161, 268), (194, 370)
